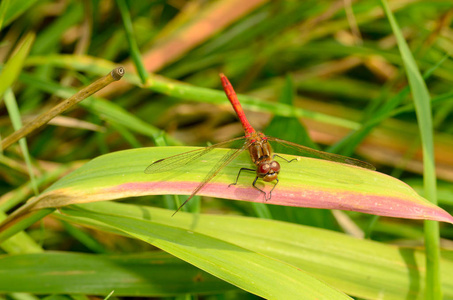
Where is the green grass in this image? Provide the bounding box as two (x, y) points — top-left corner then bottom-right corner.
(1, 0), (453, 299)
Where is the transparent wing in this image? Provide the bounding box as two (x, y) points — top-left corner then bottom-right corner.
(268, 137), (375, 170)
(172, 141), (251, 215)
(144, 136), (246, 174)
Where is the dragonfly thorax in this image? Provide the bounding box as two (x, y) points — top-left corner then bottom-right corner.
(247, 132), (280, 182)
(248, 133), (272, 164)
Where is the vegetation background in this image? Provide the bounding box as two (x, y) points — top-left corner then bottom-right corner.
(1, 0), (453, 299)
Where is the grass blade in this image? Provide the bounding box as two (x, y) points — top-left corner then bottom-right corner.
(115, 0), (148, 83)
(0, 32), (35, 101)
(380, 0), (440, 298)
(3, 89), (38, 194)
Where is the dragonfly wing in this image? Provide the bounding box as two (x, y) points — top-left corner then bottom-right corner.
(172, 141), (251, 215)
(144, 136), (246, 174)
(268, 137), (375, 170)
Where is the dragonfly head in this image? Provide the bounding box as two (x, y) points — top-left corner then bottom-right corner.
(258, 161), (280, 182)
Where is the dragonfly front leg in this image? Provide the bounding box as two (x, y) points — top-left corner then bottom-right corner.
(229, 167), (256, 187)
(251, 176), (279, 200)
(273, 154), (298, 163)
(267, 178), (279, 200)
(230, 167), (278, 201)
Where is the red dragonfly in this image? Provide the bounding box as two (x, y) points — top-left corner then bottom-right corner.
(145, 74), (375, 214)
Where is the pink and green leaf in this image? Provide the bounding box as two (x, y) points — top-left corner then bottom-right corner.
(26, 146), (453, 223)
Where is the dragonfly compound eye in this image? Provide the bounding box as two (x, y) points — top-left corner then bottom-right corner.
(270, 161), (280, 173)
(258, 163), (270, 175)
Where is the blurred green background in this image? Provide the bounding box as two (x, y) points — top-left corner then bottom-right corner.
(1, 0), (453, 299)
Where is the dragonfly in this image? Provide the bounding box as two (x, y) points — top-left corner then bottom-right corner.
(145, 74), (375, 215)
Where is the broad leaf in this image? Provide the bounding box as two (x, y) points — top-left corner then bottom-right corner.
(17, 146), (453, 223)
(59, 202), (453, 299)
(0, 251), (236, 296)
(58, 204), (351, 299)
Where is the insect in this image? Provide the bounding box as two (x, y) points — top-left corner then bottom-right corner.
(145, 74), (375, 214)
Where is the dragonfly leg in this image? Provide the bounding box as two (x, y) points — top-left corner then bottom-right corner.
(268, 178), (279, 200)
(251, 177), (279, 201)
(229, 167), (255, 187)
(251, 176), (267, 199)
(273, 154), (298, 163)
